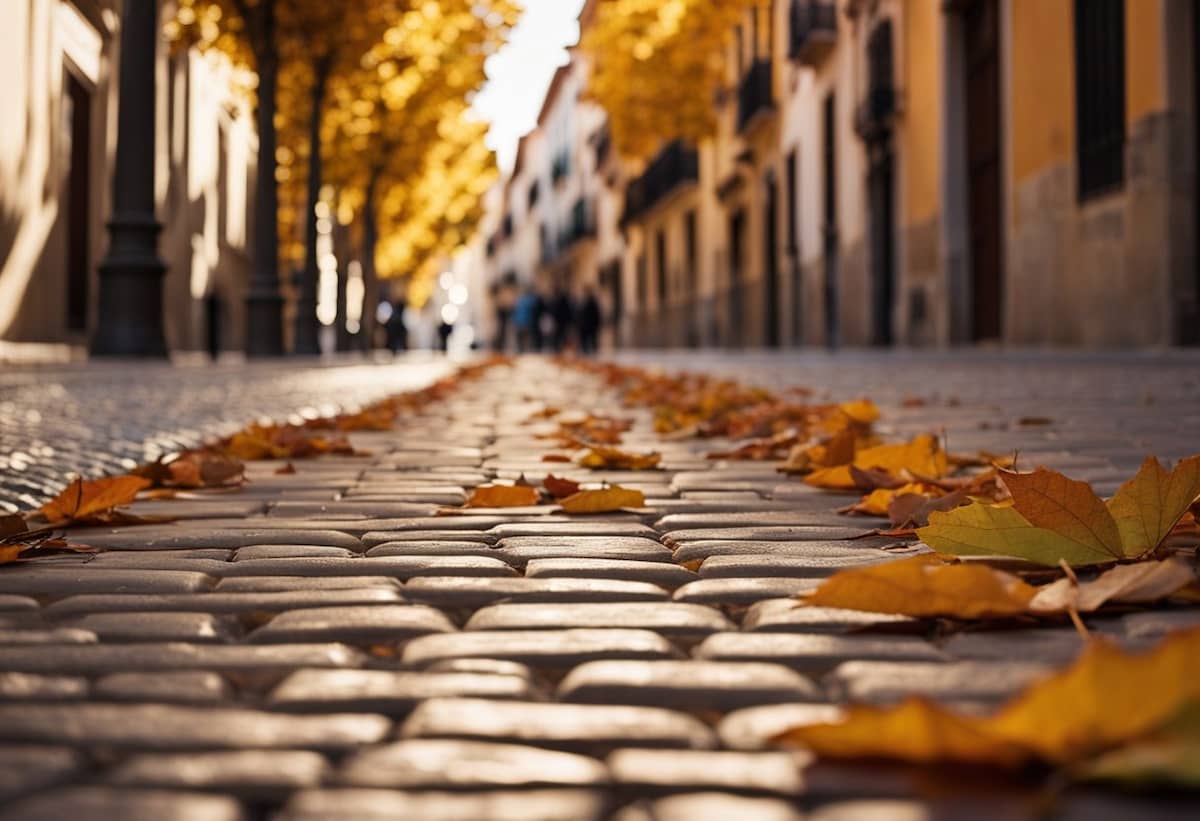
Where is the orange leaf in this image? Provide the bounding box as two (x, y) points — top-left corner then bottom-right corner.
(0, 514), (28, 539)
(464, 485), (541, 508)
(39, 476), (151, 524)
(559, 486), (646, 513)
(1106, 455), (1200, 559)
(577, 446), (661, 470)
(542, 453), (572, 463)
(543, 474), (582, 499)
(1001, 467), (1122, 560)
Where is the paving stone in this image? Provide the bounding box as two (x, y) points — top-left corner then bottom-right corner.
(338, 739), (609, 789)
(365, 541), (514, 561)
(343, 488), (468, 506)
(466, 602), (734, 636)
(0, 627), (96, 644)
(657, 511), (875, 531)
(672, 540), (920, 565)
(222, 555), (517, 580)
(93, 671), (231, 703)
(361, 516), (512, 537)
(698, 553), (894, 579)
(66, 527), (362, 550)
(1056, 792), (1200, 821)
(940, 629), (1091, 664)
(0, 787), (247, 821)
(0, 672), (88, 700)
(0, 595), (38, 612)
(525, 557), (699, 588)
(662, 527), (889, 546)
(215, 575), (402, 592)
(234, 545), (356, 560)
(489, 522), (659, 539)
(606, 749), (804, 795)
(362, 530), (497, 546)
(616, 792), (803, 821)
(0, 567), (215, 596)
(107, 750), (329, 798)
(1121, 608), (1200, 641)
(672, 577), (822, 606)
(249, 605), (455, 644)
(267, 501), (437, 518)
(271, 669), (534, 714)
(277, 787), (607, 821)
(45, 588), (403, 616)
(559, 660), (820, 710)
(829, 660), (1053, 705)
(0, 641), (364, 675)
(718, 703), (847, 750)
(425, 658), (533, 679)
(0, 703), (389, 750)
(402, 629), (680, 668)
(0, 744), (85, 801)
(403, 577), (670, 608)
(743, 600), (918, 633)
(697, 633), (947, 673)
(496, 536), (674, 565)
(400, 698), (716, 754)
(67, 612), (238, 642)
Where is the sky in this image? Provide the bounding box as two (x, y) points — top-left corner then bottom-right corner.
(472, 0), (588, 173)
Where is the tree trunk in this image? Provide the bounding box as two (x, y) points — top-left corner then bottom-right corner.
(243, 0), (285, 357)
(293, 53), (333, 355)
(360, 169), (381, 352)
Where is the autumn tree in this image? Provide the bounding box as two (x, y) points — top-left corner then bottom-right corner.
(581, 0), (766, 160)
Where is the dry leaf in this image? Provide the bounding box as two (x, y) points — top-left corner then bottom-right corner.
(560, 486), (646, 513)
(464, 485), (541, 508)
(577, 446), (661, 471)
(1029, 557), (1199, 614)
(543, 475), (582, 499)
(0, 515), (29, 540)
(806, 434), (947, 490)
(802, 554), (1037, 618)
(542, 453), (572, 463)
(39, 476), (151, 524)
(1107, 456), (1200, 559)
(275, 462), (297, 475)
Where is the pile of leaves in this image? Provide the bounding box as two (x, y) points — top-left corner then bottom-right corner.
(457, 475), (645, 515)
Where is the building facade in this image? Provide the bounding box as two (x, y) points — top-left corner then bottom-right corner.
(1, 0), (257, 358)
(476, 0), (1200, 349)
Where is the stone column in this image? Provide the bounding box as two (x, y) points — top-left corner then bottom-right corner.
(90, 0), (168, 357)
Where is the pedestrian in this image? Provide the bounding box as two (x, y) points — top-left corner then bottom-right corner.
(578, 286), (601, 355)
(386, 297), (408, 353)
(550, 286), (575, 352)
(513, 287), (540, 353)
(492, 280), (516, 352)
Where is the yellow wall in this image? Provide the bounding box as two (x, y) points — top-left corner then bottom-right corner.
(1010, 0), (1075, 185)
(901, 0), (940, 225)
(1126, 0), (1165, 124)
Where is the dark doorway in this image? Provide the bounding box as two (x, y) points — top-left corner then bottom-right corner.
(1193, 0), (1200, 343)
(965, 0), (1004, 341)
(64, 70), (92, 332)
(763, 171), (781, 346)
(729, 208), (747, 346)
(786, 149), (802, 343)
(865, 22), (896, 346)
(822, 93), (839, 348)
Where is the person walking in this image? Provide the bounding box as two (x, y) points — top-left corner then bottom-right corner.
(550, 286), (575, 352)
(578, 286), (601, 355)
(513, 287), (541, 353)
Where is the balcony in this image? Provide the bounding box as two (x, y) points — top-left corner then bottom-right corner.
(737, 59), (774, 132)
(789, 1), (837, 65)
(559, 198), (597, 249)
(854, 85), (898, 142)
(622, 141), (700, 225)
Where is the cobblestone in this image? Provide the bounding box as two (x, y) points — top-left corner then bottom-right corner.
(2, 352), (1199, 816)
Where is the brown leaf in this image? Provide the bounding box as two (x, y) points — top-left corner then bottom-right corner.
(559, 486), (646, 513)
(39, 476), (151, 524)
(166, 451), (245, 489)
(542, 453), (572, 463)
(1029, 558), (1199, 614)
(464, 485), (541, 508)
(275, 462), (297, 475)
(1001, 467), (1123, 559)
(543, 474), (582, 499)
(0, 515), (29, 540)
(577, 446), (661, 470)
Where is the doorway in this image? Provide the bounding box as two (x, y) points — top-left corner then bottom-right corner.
(866, 142), (895, 346)
(64, 69), (92, 333)
(729, 208), (746, 346)
(763, 171), (780, 346)
(965, 0), (1003, 341)
(821, 93), (839, 348)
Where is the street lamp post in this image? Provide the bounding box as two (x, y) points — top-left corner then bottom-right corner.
(90, 0), (168, 358)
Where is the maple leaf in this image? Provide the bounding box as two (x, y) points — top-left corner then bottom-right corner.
(559, 486), (646, 514)
(543, 475), (581, 499)
(463, 485), (540, 508)
(920, 456), (1200, 567)
(577, 446), (662, 471)
(805, 434), (947, 490)
(39, 476), (151, 525)
(802, 555), (1037, 619)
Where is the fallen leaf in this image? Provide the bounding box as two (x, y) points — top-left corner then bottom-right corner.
(806, 434), (947, 490)
(0, 544), (22, 565)
(1018, 416), (1054, 426)
(39, 476), (151, 524)
(275, 462), (297, 475)
(0, 515), (28, 539)
(542, 453), (572, 463)
(1072, 703), (1200, 788)
(577, 446), (661, 471)
(560, 486), (646, 513)
(888, 487), (970, 528)
(1107, 456), (1200, 559)
(838, 399), (881, 425)
(463, 485), (541, 508)
(1002, 467), (1123, 559)
(166, 451), (245, 489)
(919, 502), (1121, 567)
(543, 475), (581, 499)
(802, 554), (1037, 618)
(1029, 557), (1199, 614)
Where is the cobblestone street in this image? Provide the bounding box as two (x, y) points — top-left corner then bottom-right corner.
(1, 352), (1199, 820)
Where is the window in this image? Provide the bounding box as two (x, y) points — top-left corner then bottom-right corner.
(1074, 0), (1125, 200)
(785, 149), (799, 252)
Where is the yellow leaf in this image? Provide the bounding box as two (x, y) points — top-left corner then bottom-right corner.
(577, 446), (661, 471)
(919, 502), (1117, 567)
(1072, 704), (1200, 788)
(805, 434), (946, 490)
(1106, 455), (1200, 559)
(838, 399), (880, 425)
(1001, 467), (1122, 559)
(1029, 557), (1199, 614)
(463, 485), (540, 508)
(560, 486), (646, 514)
(803, 555), (1037, 618)
(0, 544), (22, 565)
(39, 476), (152, 524)
(775, 698), (1029, 767)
